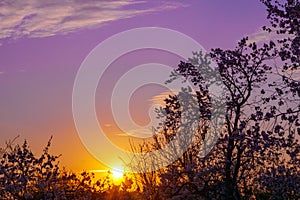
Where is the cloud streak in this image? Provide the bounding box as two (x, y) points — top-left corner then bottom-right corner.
(246, 29), (292, 44)
(0, 0), (187, 44)
(149, 91), (176, 105)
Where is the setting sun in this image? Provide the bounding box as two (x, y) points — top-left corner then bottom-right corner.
(112, 167), (124, 179)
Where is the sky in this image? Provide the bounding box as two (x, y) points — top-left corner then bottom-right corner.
(0, 0), (270, 172)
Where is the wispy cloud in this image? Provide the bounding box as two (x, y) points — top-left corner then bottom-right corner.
(0, 0), (187, 44)
(247, 30), (274, 44)
(113, 129), (155, 138)
(0, 71), (4, 75)
(103, 123), (113, 127)
(89, 169), (108, 173)
(125, 128), (155, 138)
(149, 91), (176, 104)
(246, 29), (292, 44)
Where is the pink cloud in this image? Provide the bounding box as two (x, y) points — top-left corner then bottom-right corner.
(0, 0), (187, 44)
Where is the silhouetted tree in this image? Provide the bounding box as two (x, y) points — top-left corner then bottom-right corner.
(151, 1), (300, 199)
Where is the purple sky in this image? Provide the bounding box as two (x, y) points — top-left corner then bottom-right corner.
(0, 0), (270, 171)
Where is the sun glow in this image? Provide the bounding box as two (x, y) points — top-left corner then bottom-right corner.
(112, 167), (124, 179)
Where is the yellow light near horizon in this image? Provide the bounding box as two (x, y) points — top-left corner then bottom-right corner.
(112, 167), (124, 179)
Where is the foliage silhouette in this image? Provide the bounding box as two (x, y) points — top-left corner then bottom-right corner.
(0, 138), (139, 200)
(128, 1), (300, 199)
